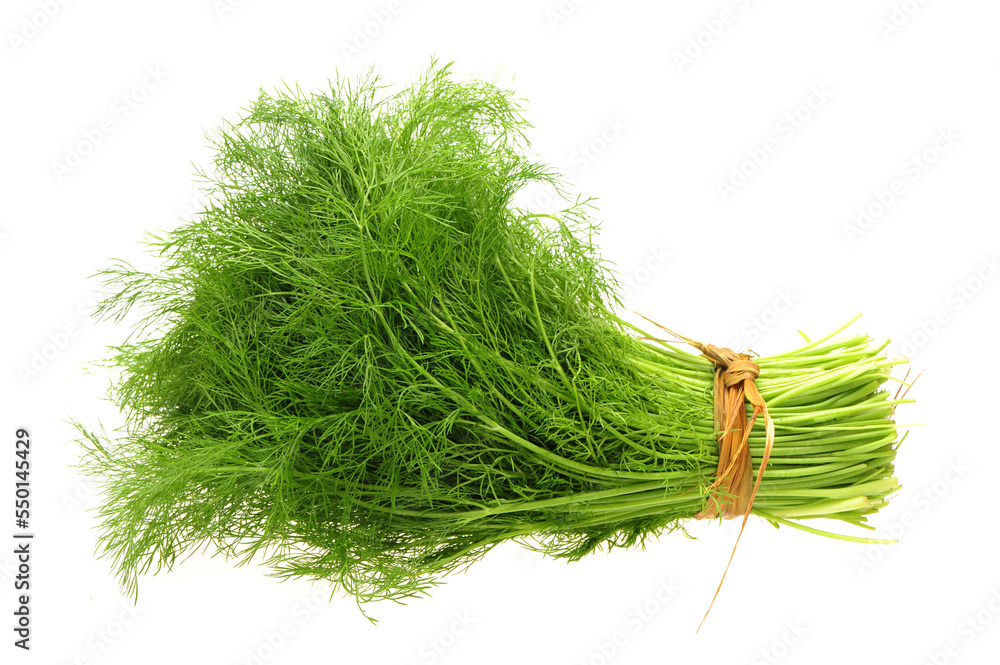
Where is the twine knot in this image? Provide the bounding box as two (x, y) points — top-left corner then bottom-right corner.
(722, 358), (759, 386)
(633, 314), (777, 631)
(665, 337), (771, 520)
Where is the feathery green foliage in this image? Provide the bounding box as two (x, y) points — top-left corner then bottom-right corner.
(78, 63), (910, 606)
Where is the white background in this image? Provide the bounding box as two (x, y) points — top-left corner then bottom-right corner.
(2, 1), (998, 663)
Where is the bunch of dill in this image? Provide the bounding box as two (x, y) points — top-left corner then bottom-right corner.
(78, 63), (909, 605)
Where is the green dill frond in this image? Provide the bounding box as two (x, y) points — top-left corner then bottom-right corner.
(77, 62), (908, 607)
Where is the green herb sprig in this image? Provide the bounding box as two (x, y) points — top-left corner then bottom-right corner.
(78, 62), (911, 607)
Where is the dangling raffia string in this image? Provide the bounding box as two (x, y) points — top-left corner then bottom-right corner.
(636, 315), (776, 632)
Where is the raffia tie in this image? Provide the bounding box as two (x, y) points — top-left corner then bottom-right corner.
(687, 338), (775, 631)
(691, 341), (773, 520)
(635, 316), (776, 631)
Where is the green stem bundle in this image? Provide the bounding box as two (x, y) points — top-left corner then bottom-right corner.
(77, 62), (910, 606)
